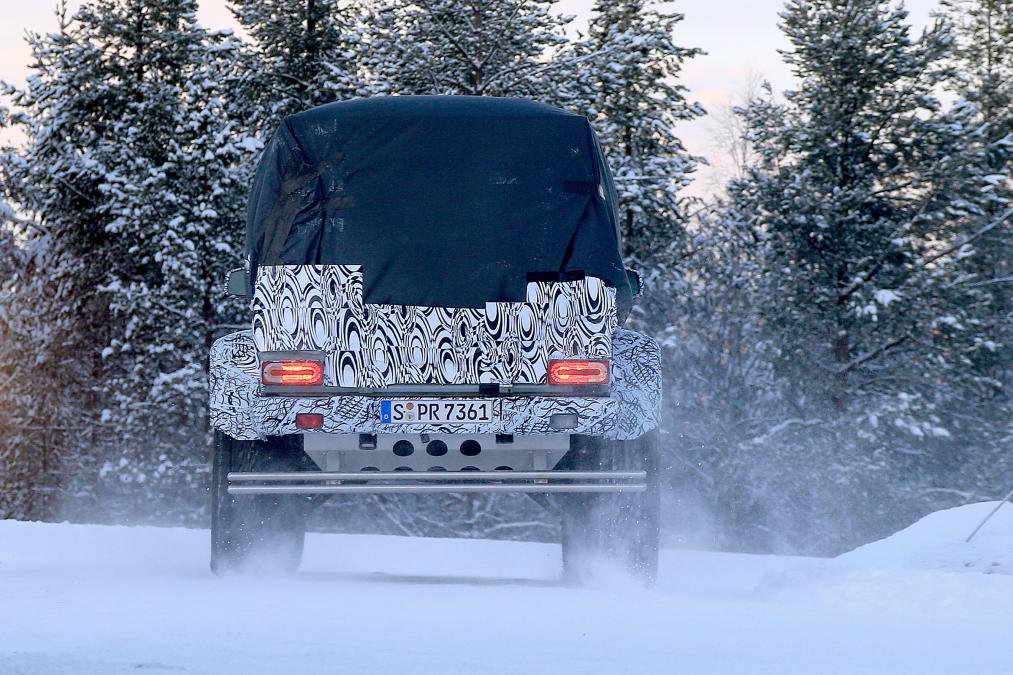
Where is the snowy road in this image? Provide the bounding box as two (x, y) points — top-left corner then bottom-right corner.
(2, 503), (1013, 674)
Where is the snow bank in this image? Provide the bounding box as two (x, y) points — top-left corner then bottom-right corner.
(838, 501), (1013, 574)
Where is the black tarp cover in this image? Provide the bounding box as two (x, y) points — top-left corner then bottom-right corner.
(246, 96), (632, 320)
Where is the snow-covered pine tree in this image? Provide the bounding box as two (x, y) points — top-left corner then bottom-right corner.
(230, 0), (366, 130)
(709, 0), (1008, 551)
(575, 0), (703, 263)
(936, 0), (1012, 495)
(0, 206), (79, 520)
(1, 0), (260, 521)
(0, 2), (124, 520)
(366, 0), (571, 97)
(940, 0), (1013, 133)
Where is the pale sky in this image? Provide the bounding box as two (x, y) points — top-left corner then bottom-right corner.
(0, 0), (940, 195)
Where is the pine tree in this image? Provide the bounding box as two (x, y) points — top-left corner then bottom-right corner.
(748, 0), (988, 418)
(230, 0), (366, 129)
(1, 2), (119, 519)
(0, 210), (78, 520)
(366, 0), (571, 97)
(577, 0), (703, 263)
(704, 0), (1010, 551)
(937, 0), (1013, 496)
(940, 0), (1013, 135)
(1, 0), (260, 521)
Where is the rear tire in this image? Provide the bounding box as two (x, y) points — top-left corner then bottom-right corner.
(561, 429), (660, 586)
(210, 430), (308, 575)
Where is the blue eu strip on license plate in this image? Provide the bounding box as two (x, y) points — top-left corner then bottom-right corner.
(380, 400), (393, 423)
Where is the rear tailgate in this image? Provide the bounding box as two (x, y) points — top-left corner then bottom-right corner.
(251, 264), (617, 388)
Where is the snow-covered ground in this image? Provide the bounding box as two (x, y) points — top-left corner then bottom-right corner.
(2, 502), (1013, 674)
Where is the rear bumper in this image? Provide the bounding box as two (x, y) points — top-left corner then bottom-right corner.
(227, 470), (646, 495)
(209, 329), (661, 441)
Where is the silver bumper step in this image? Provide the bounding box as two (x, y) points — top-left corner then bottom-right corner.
(227, 470), (646, 495)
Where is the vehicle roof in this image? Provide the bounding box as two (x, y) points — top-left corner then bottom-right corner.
(287, 94), (582, 121)
(245, 96), (632, 319)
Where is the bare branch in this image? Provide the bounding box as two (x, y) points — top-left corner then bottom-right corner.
(414, 0), (483, 72)
(916, 206), (1012, 270)
(489, 44), (618, 92)
(833, 333), (910, 375)
(1, 209), (50, 236)
(474, 1), (526, 71)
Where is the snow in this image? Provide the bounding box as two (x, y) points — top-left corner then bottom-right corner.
(238, 136), (263, 153)
(839, 501), (1013, 574)
(3, 502), (1013, 674)
(873, 288), (900, 306)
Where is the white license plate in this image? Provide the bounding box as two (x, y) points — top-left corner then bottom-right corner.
(379, 399), (496, 424)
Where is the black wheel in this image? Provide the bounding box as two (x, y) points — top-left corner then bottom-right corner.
(210, 430), (308, 575)
(560, 429), (660, 586)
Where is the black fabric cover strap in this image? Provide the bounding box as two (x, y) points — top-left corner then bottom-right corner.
(246, 95), (632, 322)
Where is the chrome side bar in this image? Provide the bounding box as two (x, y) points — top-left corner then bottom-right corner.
(229, 484), (645, 494)
(229, 471), (645, 482)
(226, 470), (646, 495)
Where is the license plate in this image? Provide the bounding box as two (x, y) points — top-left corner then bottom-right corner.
(379, 399), (496, 424)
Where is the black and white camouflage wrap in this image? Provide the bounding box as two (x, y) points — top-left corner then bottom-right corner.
(209, 264), (660, 441)
(251, 265), (616, 386)
(209, 328), (660, 440)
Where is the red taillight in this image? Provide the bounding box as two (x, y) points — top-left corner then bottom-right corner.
(548, 359), (609, 386)
(261, 360), (324, 386)
(295, 413), (325, 430)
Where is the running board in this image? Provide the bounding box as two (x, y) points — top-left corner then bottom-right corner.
(227, 470), (646, 494)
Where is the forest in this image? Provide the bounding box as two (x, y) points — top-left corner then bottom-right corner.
(0, 0), (1009, 555)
